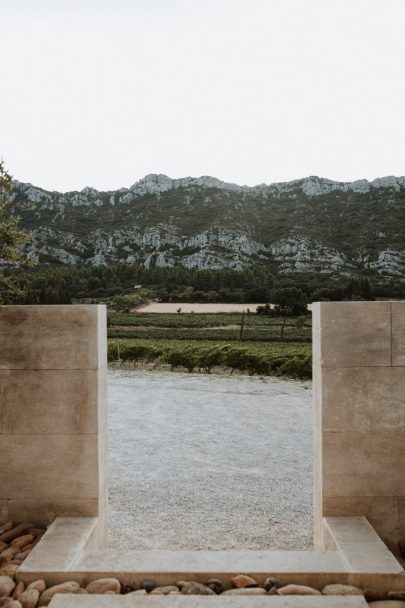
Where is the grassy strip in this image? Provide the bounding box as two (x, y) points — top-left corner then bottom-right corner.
(108, 326), (311, 342)
(108, 338), (312, 379)
(109, 312), (312, 329)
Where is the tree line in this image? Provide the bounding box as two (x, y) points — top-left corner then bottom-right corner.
(2, 261), (401, 306)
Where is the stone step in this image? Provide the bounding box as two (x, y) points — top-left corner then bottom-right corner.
(50, 595), (369, 607)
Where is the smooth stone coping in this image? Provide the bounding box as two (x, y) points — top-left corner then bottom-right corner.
(323, 517), (404, 573)
(19, 517), (405, 592)
(49, 596), (369, 608)
(77, 548), (346, 574)
(18, 517), (99, 575)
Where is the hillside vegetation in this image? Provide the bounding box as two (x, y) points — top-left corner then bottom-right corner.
(8, 173), (405, 278)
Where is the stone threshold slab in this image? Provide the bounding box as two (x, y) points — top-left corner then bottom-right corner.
(18, 516), (405, 593)
(50, 596), (369, 608)
(324, 516), (404, 573)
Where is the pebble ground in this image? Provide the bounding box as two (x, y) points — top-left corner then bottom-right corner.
(108, 369), (313, 550)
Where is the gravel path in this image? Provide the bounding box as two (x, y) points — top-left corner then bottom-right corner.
(108, 370), (313, 550)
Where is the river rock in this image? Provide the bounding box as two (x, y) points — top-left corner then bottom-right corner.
(26, 582), (46, 594)
(0, 567), (18, 579)
(15, 552), (30, 562)
(231, 575), (258, 588)
(86, 578), (121, 594)
(19, 589), (39, 608)
(11, 537), (34, 550)
(12, 583), (24, 600)
(264, 576), (283, 591)
(0, 525), (13, 536)
(27, 530), (45, 539)
(181, 582), (215, 595)
(365, 589), (386, 602)
(368, 603), (405, 608)
(5, 602), (22, 608)
(140, 579), (157, 593)
(389, 593), (405, 601)
(128, 590), (147, 595)
(0, 547), (19, 561)
(323, 584), (364, 595)
(278, 584), (321, 595)
(0, 525), (34, 545)
(38, 582), (81, 606)
(222, 588), (267, 595)
(150, 586), (179, 595)
(0, 577), (15, 598)
(206, 578), (223, 594)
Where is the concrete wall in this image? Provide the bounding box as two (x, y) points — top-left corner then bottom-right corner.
(313, 301), (405, 549)
(0, 305), (107, 541)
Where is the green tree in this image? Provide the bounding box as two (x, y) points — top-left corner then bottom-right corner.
(271, 287), (308, 340)
(359, 277), (375, 301)
(0, 161), (30, 302)
(112, 294), (137, 313)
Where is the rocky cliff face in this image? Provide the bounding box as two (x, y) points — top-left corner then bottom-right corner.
(9, 174), (405, 276)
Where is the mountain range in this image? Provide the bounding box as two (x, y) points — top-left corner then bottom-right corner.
(9, 173), (405, 277)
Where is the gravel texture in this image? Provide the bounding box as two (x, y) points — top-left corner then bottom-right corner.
(108, 370), (313, 550)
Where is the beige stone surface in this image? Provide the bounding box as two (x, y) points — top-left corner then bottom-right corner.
(6, 500), (99, 526)
(0, 435), (99, 500)
(0, 306), (107, 535)
(19, 518), (99, 577)
(0, 370), (99, 435)
(398, 497), (405, 538)
(316, 302), (391, 368)
(392, 302), (405, 366)
(322, 367), (405, 433)
(322, 432), (405, 498)
(313, 302), (405, 548)
(77, 548), (345, 576)
(97, 370), (109, 533)
(0, 305), (106, 370)
(17, 515), (405, 592)
(311, 302), (321, 368)
(323, 497), (401, 545)
(312, 373), (323, 547)
(323, 517), (403, 574)
(0, 501), (7, 523)
(50, 597), (369, 608)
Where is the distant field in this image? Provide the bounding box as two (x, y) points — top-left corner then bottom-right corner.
(135, 302), (264, 313)
(108, 311), (312, 378)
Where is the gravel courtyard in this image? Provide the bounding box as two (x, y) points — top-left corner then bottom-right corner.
(108, 370), (313, 550)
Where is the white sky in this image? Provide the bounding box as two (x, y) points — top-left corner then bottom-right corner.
(1, 0), (405, 192)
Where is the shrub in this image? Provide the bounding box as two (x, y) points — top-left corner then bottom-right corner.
(160, 346), (201, 372)
(278, 355), (312, 379)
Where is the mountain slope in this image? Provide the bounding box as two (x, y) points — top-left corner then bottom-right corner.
(10, 173), (405, 276)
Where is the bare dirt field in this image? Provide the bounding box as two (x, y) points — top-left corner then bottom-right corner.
(135, 302), (264, 313)
(108, 369), (313, 551)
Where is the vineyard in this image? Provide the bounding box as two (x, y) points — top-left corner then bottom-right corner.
(109, 312), (311, 328)
(107, 312), (312, 378)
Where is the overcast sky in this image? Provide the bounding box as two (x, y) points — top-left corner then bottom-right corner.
(1, 0), (404, 192)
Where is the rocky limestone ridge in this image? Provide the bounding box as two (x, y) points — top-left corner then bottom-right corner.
(13, 173), (405, 208)
(7, 173), (405, 276)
